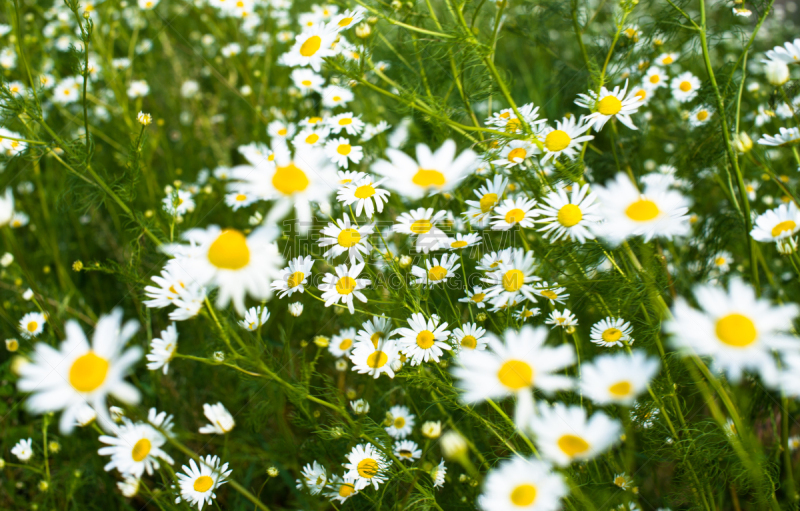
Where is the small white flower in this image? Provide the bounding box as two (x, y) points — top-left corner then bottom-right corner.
(198, 402), (235, 435)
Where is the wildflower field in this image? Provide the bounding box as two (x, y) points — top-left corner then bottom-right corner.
(3, 0), (800, 509)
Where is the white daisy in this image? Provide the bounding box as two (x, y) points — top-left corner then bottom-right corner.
(327, 112), (365, 135)
(688, 105), (714, 128)
(478, 456), (567, 511)
(394, 312), (452, 365)
(476, 248), (515, 271)
(757, 127), (800, 147)
(198, 402), (235, 435)
(355, 317), (393, 349)
(19, 311), (46, 339)
(393, 208), (451, 253)
(283, 23), (338, 71)
(271, 255), (314, 298)
(431, 459), (446, 488)
(344, 443), (389, 490)
(451, 322), (488, 353)
(98, 419), (174, 477)
(575, 80), (641, 131)
(321, 85), (355, 108)
(394, 440), (422, 462)
(175, 455), (232, 510)
(545, 309), (578, 328)
(146, 323), (178, 374)
(491, 197), (537, 230)
(670, 72), (701, 103)
(329, 327), (357, 358)
(290, 68), (324, 94)
(11, 438), (33, 462)
(337, 170), (367, 185)
(580, 351), (660, 406)
(385, 405), (415, 438)
(320, 263), (371, 314)
(331, 6), (366, 30)
(481, 249), (540, 307)
(463, 174), (508, 227)
(319, 216), (374, 264)
(447, 232), (482, 251)
(539, 116), (595, 163)
(459, 285), (489, 309)
(642, 66), (667, 91)
(491, 140), (540, 169)
(411, 254), (461, 287)
(238, 306), (270, 331)
(514, 306), (541, 322)
(292, 126), (330, 150)
(337, 175), (391, 218)
(532, 183), (601, 243)
(655, 52), (678, 66)
(484, 103), (546, 134)
(325, 137), (363, 168)
(590, 317), (634, 348)
(764, 38), (800, 64)
(296, 461), (327, 494)
(325, 474), (359, 503)
(533, 281), (569, 304)
(267, 120), (296, 140)
(349, 337), (401, 379)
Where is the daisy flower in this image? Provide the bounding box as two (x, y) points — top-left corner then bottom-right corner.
(482, 249), (540, 306)
(533, 281), (569, 304)
(665, 277), (799, 385)
(477, 456), (567, 511)
(642, 66), (667, 90)
(592, 172), (691, 245)
(349, 337), (401, 378)
(296, 461), (327, 494)
(331, 6), (366, 30)
(447, 232), (482, 250)
(344, 443), (389, 490)
(337, 170), (367, 185)
(267, 120), (296, 140)
(98, 419), (174, 477)
(532, 183), (601, 243)
(539, 116), (595, 163)
(476, 248), (515, 271)
(394, 312), (452, 365)
(590, 317), (634, 348)
(238, 306), (270, 331)
(411, 254), (461, 287)
(117, 476), (140, 497)
(337, 175), (391, 217)
(320, 263), (371, 314)
(373, 140), (477, 199)
(290, 68), (324, 94)
(484, 103), (546, 133)
(271, 255), (314, 298)
(491, 197), (537, 230)
(321, 85), (355, 108)
(224, 191), (256, 210)
(394, 440), (422, 462)
(319, 216), (374, 264)
(165, 226), (283, 314)
(328, 112), (365, 135)
(751, 202), (800, 253)
(325, 474), (359, 503)
(11, 438), (33, 462)
(670, 72), (701, 103)
(514, 306), (541, 322)
(491, 140), (539, 169)
(710, 251), (734, 274)
(688, 105), (714, 128)
(764, 38), (800, 64)
(356, 316), (393, 348)
(329, 327), (357, 358)
(292, 126), (330, 150)
(19, 311), (46, 339)
(431, 459), (446, 488)
(146, 323), (178, 374)
(393, 208), (451, 253)
(575, 81), (641, 131)
(545, 309), (578, 328)
(655, 52), (678, 66)
(451, 322), (488, 353)
(527, 403), (621, 466)
(325, 137), (363, 168)
(757, 127), (800, 147)
(385, 405), (415, 438)
(198, 402), (235, 435)
(283, 23), (338, 71)
(580, 352), (660, 406)
(459, 285), (489, 309)
(17, 309), (141, 433)
(463, 174), (508, 227)
(175, 455), (232, 510)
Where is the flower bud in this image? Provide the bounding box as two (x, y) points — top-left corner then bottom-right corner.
(440, 430), (468, 460)
(765, 59), (790, 86)
(733, 131), (753, 154)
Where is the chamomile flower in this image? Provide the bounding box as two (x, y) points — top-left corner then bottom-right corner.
(481, 249), (540, 306)
(199, 402), (235, 435)
(459, 285), (489, 309)
(344, 443), (388, 490)
(337, 170), (367, 185)
(321, 85), (355, 108)
(764, 38), (800, 64)
(19, 312), (46, 339)
(527, 403), (621, 466)
(385, 405), (415, 438)
(11, 438), (33, 462)
(146, 323), (178, 374)
(239, 306), (270, 331)
(492, 140), (539, 169)
(373, 140), (477, 199)
(331, 7), (366, 30)
(545, 309), (577, 328)
(394, 440), (422, 462)
(451, 323), (488, 353)
(319, 216), (374, 264)
(592, 172), (691, 245)
(329, 327), (357, 357)
(757, 127), (800, 147)
(17, 309), (142, 433)
(751, 203), (800, 253)
(590, 317), (634, 348)
(532, 183), (601, 243)
(325, 137), (363, 167)
(431, 459), (446, 488)
(224, 191), (257, 210)
(463, 174), (508, 226)
(478, 456), (567, 511)
(320, 263), (371, 314)
(580, 352), (660, 406)
(670, 72), (701, 103)
(533, 282), (569, 304)
(582, 84), (642, 131)
(174, 455), (232, 510)
(411, 254), (461, 287)
(666, 277), (799, 385)
(350, 336), (401, 378)
(293, 126), (330, 150)
(447, 232), (482, 250)
(267, 120), (296, 140)
(514, 306), (541, 322)
(485, 103), (546, 133)
(98, 419), (174, 477)
(710, 251), (734, 274)
(296, 461), (327, 494)
(655, 52), (678, 66)
(688, 105), (714, 128)
(491, 197), (537, 230)
(476, 248), (515, 271)
(290, 68), (324, 94)
(271, 255), (314, 298)
(328, 112), (365, 135)
(539, 116), (595, 162)
(356, 317), (393, 348)
(284, 23), (338, 71)
(395, 312), (452, 365)
(337, 175), (391, 217)
(393, 208), (451, 253)
(643, 66), (667, 90)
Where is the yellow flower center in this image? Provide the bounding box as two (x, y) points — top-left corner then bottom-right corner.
(428, 266), (447, 281)
(69, 351), (109, 392)
(504, 208), (525, 224)
(339, 483), (355, 497)
(602, 328), (622, 343)
(597, 95), (622, 115)
(288, 271), (305, 288)
(696, 110), (709, 121)
(309, 117), (323, 124)
(649, 74), (660, 84)
(357, 458), (379, 478)
(497, 359), (533, 390)
(715, 313), (757, 347)
(412, 168), (446, 188)
(502, 269), (525, 292)
(557, 434), (590, 457)
(337, 144), (352, 155)
(336, 276), (357, 295)
(354, 184), (375, 199)
(557, 204), (583, 227)
(301, 80), (312, 86)
(451, 240), (468, 248)
(471, 293), (486, 303)
(771, 220), (797, 238)
(510, 483), (538, 507)
(505, 118), (521, 131)
(410, 219), (433, 234)
(272, 163), (310, 195)
(507, 147), (527, 161)
(608, 380), (633, 397)
(679, 81), (691, 92)
(194, 475), (214, 492)
(367, 350), (388, 368)
(338, 17), (353, 26)
(416, 330), (435, 349)
(278, 128), (288, 136)
(305, 133), (320, 145)
(131, 438), (151, 462)
(208, 229), (250, 270)
(339, 338), (353, 350)
(625, 199), (660, 222)
(394, 416), (405, 428)
(480, 193), (498, 213)
(545, 130), (571, 152)
(27, 321), (39, 332)
(370, 332), (383, 348)
(662, 55), (674, 64)
(540, 289), (558, 300)
(460, 335), (477, 349)
(299, 35), (321, 57)
(337, 228), (361, 248)
(635, 89), (647, 101)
